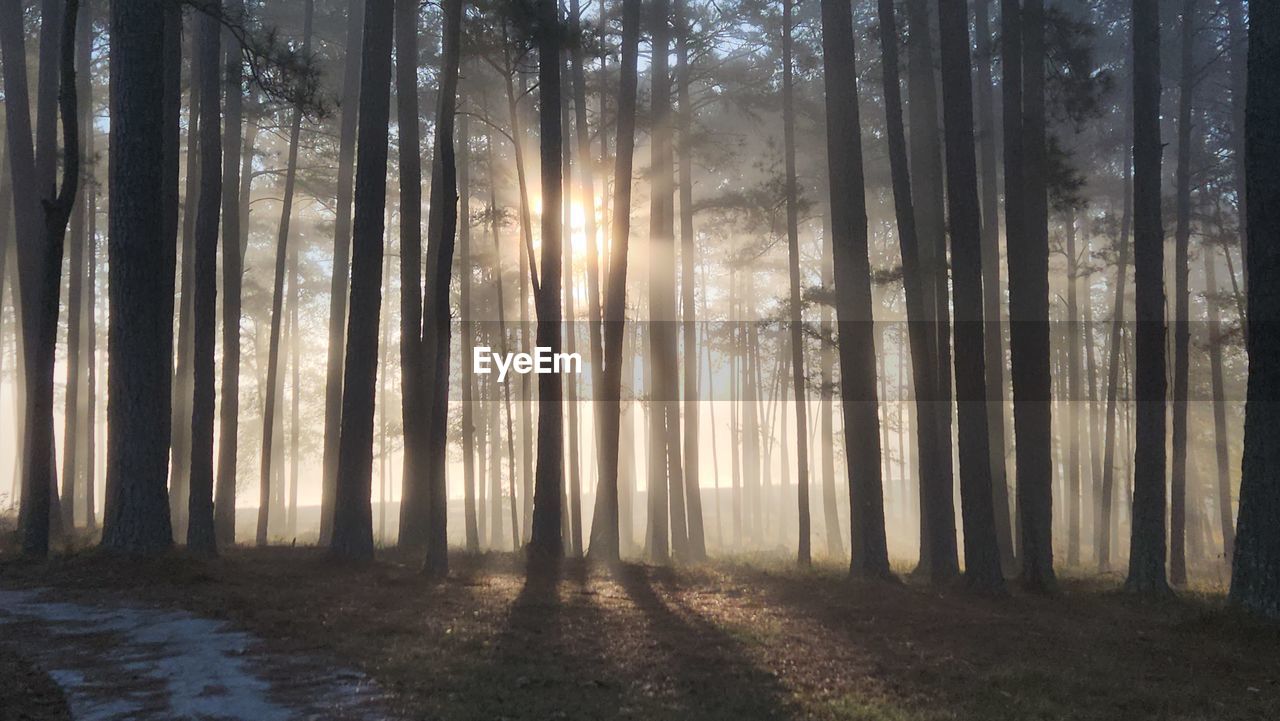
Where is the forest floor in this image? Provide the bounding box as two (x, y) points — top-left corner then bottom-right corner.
(0, 548), (1277, 721)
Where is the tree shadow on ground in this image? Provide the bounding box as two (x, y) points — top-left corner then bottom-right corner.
(731, 564), (1280, 721)
(445, 558), (629, 721)
(611, 562), (794, 720)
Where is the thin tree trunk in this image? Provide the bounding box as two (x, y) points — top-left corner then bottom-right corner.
(485, 117), (522, 550)
(255, 0), (312, 548)
(819, 217), (842, 557)
(560, 74), (584, 559)
(1098, 100), (1132, 572)
(1066, 214), (1083, 567)
(1169, 0), (1196, 586)
(460, 106), (480, 554)
(319, 0), (365, 546)
(586, 0), (641, 563)
(676, 0), (705, 561)
(781, 0), (811, 566)
(1204, 248), (1233, 560)
(287, 235), (300, 540)
(215, 1), (246, 545)
(61, 0), (93, 531)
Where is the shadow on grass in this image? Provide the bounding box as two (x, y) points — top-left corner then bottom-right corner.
(731, 564), (1280, 721)
(612, 563), (793, 720)
(444, 559), (629, 721)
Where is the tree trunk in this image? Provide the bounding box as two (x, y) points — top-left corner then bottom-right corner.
(485, 116), (522, 550)
(973, 0), (1015, 569)
(586, 0), (641, 563)
(395, 0), (428, 552)
(528, 0), (565, 564)
(171, 5), (203, 540)
(1097, 100), (1132, 572)
(460, 105), (480, 555)
(936, 0), (1005, 591)
(61, 0), (93, 531)
(645, 0), (688, 563)
(287, 234), (300, 540)
(187, 3), (223, 556)
(330, 0), (395, 562)
(819, 0), (891, 579)
(819, 217), (842, 557)
(875, 0), (940, 579)
(1169, 0), (1196, 586)
(1126, 0), (1171, 596)
(1007, 0), (1057, 592)
(781, 0), (811, 566)
(319, 0), (365, 546)
(905, 0), (958, 581)
(1204, 248), (1233, 560)
(257, 0), (313, 548)
(418, 0), (463, 577)
(560, 74), (584, 559)
(101, 0), (177, 554)
(676, 0), (705, 561)
(1229, 0), (1280, 617)
(215, 1), (245, 546)
(1066, 213), (1083, 567)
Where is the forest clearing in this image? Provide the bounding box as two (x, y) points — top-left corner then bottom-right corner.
(3, 548), (1279, 720)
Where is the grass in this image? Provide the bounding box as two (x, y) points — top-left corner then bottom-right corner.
(1, 547), (1277, 720)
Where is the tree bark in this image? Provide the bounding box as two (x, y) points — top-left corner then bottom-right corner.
(418, 0), (463, 576)
(905, 0), (958, 581)
(257, 0), (313, 547)
(319, 0), (366, 546)
(102, 0), (177, 554)
(215, 0), (246, 545)
(187, 3), (223, 556)
(1097, 100), (1132, 572)
(171, 5), (203, 540)
(1126, 0), (1171, 596)
(61, 0), (93, 531)
(1227, 0), (1280, 617)
(676, 0), (705, 561)
(330, 0), (395, 562)
(1169, 0), (1196, 586)
(973, 0), (1015, 569)
(1204, 248), (1233, 560)
(937, 0), (1005, 591)
(1008, 0), (1057, 592)
(528, 0), (566, 564)
(586, 0), (641, 564)
(395, 0), (427, 552)
(819, 0), (891, 579)
(781, 0), (811, 566)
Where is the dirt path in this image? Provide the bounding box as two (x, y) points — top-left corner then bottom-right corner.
(0, 588), (395, 721)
